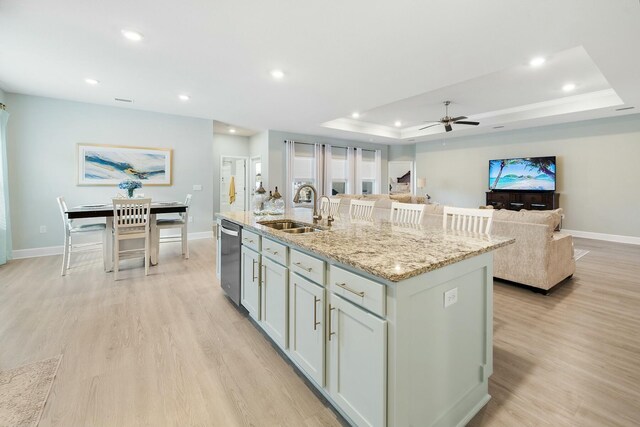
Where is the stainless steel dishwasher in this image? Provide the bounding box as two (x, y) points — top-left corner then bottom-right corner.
(220, 219), (242, 305)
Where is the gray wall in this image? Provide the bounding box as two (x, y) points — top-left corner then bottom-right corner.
(6, 94), (214, 250)
(389, 144), (415, 161)
(212, 133), (250, 214)
(249, 131), (270, 188)
(415, 114), (640, 237)
(267, 130), (390, 195)
(0, 88), (6, 104)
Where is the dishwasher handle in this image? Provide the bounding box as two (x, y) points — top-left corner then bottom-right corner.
(220, 226), (239, 237)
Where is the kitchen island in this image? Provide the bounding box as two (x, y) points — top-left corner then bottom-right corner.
(216, 208), (514, 427)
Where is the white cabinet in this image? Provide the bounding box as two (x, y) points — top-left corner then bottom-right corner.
(328, 293), (387, 427)
(260, 257), (289, 349)
(289, 272), (325, 386)
(241, 246), (261, 320)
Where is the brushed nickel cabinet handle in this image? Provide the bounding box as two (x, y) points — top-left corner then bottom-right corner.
(328, 305), (335, 341)
(294, 262), (312, 272)
(336, 282), (365, 297)
(313, 296), (321, 331)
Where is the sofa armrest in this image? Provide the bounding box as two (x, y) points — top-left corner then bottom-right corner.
(546, 233), (576, 289)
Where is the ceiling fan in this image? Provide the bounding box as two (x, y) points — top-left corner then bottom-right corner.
(419, 100), (480, 132)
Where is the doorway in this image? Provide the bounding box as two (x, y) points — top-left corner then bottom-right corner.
(388, 161), (415, 195)
(220, 156), (248, 212)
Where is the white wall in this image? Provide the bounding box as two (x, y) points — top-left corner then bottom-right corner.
(212, 133), (250, 214)
(0, 88), (6, 104)
(6, 94), (214, 250)
(267, 130), (390, 194)
(415, 114), (640, 238)
(249, 131), (269, 188)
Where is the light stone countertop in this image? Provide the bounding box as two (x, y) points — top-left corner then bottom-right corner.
(217, 208), (514, 283)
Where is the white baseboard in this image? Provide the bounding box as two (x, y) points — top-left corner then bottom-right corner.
(11, 231), (214, 260)
(563, 229), (640, 246)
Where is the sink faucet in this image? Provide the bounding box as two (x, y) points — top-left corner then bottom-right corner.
(318, 196), (334, 226)
(293, 184), (321, 224)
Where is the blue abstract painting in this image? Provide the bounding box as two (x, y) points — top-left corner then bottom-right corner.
(78, 144), (172, 185)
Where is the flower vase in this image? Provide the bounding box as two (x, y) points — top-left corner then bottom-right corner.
(127, 189), (135, 198)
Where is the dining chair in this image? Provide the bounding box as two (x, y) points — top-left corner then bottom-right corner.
(156, 194), (192, 259)
(349, 199), (376, 220)
(443, 206), (494, 235)
(112, 198), (152, 280)
(320, 197), (341, 217)
(390, 202), (425, 225)
(56, 197), (106, 276)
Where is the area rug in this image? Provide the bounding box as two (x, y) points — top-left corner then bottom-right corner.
(0, 355), (62, 427)
(574, 248), (590, 261)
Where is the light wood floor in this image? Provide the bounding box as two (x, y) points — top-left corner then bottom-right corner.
(0, 238), (638, 426)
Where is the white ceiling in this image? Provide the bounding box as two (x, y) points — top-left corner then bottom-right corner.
(1, 0), (639, 145)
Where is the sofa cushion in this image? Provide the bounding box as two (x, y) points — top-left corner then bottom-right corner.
(493, 208), (563, 230)
(389, 194), (412, 203)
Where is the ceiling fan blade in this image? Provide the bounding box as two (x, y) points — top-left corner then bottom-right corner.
(418, 123), (441, 131)
(445, 123), (453, 132)
(451, 116), (467, 121)
(455, 121), (480, 126)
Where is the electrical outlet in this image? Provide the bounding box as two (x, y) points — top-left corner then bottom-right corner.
(39, 225), (47, 234)
(444, 288), (458, 308)
(192, 184), (202, 191)
(188, 216), (193, 223)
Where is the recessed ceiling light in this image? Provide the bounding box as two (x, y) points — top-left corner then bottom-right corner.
(351, 112), (360, 119)
(394, 121), (402, 127)
(562, 83), (576, 92)
(84, 78), (99, 85)
(529, 57), (546, 67)
(121, 29), (144, 42)
(229, 128), (236, 133)
(178, 94), (190, 101)
(271, 69), (285, 79)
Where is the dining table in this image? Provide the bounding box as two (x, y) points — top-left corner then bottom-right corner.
(65, 202), (188, 272)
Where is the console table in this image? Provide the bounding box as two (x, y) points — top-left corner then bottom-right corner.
(486, 191), (559, 211)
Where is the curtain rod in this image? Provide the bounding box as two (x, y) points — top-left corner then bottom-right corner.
(284, 140), (378, 153)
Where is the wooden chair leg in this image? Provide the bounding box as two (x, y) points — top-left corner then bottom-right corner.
(144, 235), (150, 276)
(114, 238), (120, 281)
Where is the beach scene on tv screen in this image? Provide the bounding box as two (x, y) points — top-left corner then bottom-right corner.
(489, 158), (556, 190)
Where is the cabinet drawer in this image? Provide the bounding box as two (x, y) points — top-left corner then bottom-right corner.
(262, 237), (289, 266)
(329, 265), (386, 317)
(242, 229), (261, 252)
(290, 249), (325, 285)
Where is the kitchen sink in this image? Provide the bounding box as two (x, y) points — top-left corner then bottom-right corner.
(258, 220), (323, 233)
(281, 226), (321, 234)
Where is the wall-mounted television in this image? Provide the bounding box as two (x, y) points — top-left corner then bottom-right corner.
(488, 156), (556, 191)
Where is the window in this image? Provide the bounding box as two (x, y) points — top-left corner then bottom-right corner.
(330, 146), (349, 195)
(359, 149), (379, 194)
(291, 142), (318, 206)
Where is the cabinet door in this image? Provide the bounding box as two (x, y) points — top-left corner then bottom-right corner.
(288, 273), (325, 386)
(261, 257), (289, 349)
(328, 294), (387, 427)
(241, 246), (260, 320)
(215, 219), (221, 280)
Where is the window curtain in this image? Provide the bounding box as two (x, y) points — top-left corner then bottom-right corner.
(374, 149), (382, 194)
(323, 144), (332, 197)
(284, 140), (296, 209)
(0, 108), (12, 265)
(314, 144), (324, 196)
(354, 148), (363, 195)
(347, 147), (355, 194)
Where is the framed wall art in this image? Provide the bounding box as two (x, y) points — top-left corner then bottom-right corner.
(77, 144), (173, 186)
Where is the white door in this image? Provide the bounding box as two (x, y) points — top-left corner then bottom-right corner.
(233, 159), (246, 212)
(288, 272), (325, 386)
(260, 257), (289, 349)
(241, 246), (260, 320)
(220, 157), (247, 212)
(328, 293), (387, 427)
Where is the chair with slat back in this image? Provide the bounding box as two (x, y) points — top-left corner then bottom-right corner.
(349, 199), (376, 220)
(320, 198), (341, 217)
(56, 196), (106, 276)
(390, 202), (425, 225)
(443, 206), (493, 235)
(112, 198), (152, 280)
(156, 194), (192, 259)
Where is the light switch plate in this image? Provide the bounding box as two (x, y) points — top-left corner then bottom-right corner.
(193, 184), (202, 191)
(444, 288), (458, 308)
